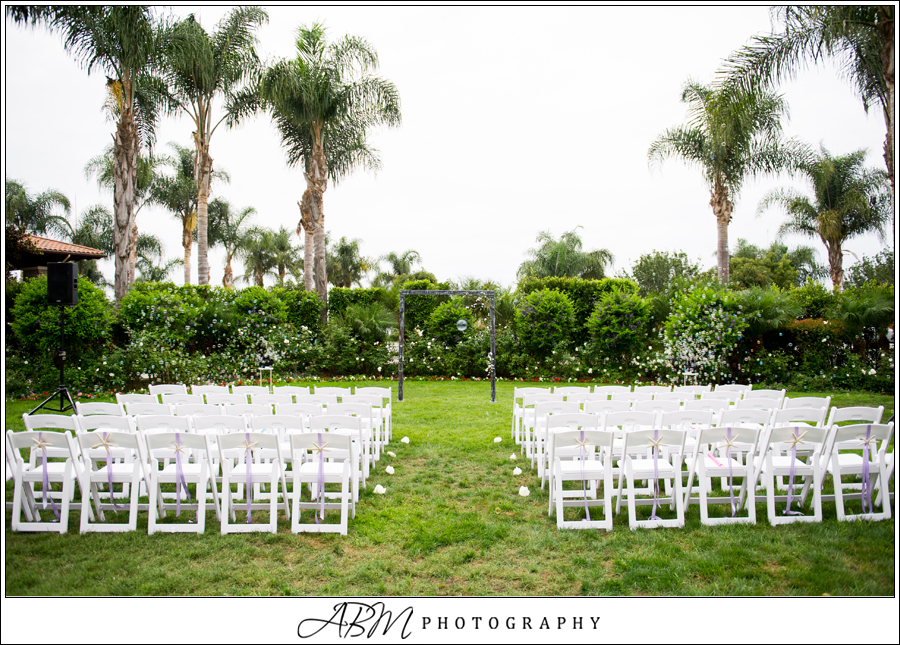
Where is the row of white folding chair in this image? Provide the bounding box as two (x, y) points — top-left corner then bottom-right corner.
(9, 417), (361, 535)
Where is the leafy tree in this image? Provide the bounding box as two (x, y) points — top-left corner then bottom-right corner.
(845, 248), (895, 287)
(162, 8), (268, 286)
(260, 21), (401, 316)
(729, 238), (798, 289)
(758, 145), (890, 291)
(722, 6), (896, 234)
(516, 227), (613, 280)
(9, 6), (168, 303)
(628, 250), (700, 296)
(207, 198), (256, 289)
(327, 236), (370, 288)
(373, 249), (421, 288)
(648, 79), (808, 283)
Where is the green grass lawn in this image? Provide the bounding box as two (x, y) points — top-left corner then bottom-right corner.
(4, 381), (895, 596)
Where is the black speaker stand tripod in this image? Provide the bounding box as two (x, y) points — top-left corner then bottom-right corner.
(29, 304), (77, 415)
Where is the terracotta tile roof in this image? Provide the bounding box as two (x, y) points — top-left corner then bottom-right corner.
(26, 234), (107, 259)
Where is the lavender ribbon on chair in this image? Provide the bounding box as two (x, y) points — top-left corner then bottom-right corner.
(93, 432), (123, 510)
(860, 424), (873, 514)
(33, 433), (60, 520)
(782, 427), (807, 516)
(313, 432), (331, 524)
(723, 428), (739, 517)
(576, 429), (591, 522)
(242, 433), (256, 523)
(648, 429), (663, 521)
(173, 432), (191, 518)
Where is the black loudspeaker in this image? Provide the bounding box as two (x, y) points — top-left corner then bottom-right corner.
(47, 262), (79, 306)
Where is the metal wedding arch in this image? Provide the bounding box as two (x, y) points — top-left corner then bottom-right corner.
(398, 290), (496, 402)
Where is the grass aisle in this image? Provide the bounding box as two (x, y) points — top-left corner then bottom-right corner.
(4, 381), (895, 596)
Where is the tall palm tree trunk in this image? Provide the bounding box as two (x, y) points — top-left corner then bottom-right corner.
(298, 195), (315, 292)
(306, 124), (329, 324)
(127, 222), (139, 285)
(881, 17), (895, 239)
(196, 139), (213, 285)
(113, 90), (139, 304)
(710, 182), (733, 283)
(827, 241), (845, 292)
(183, 221), (193, 285)
(222, 247), (234, 288)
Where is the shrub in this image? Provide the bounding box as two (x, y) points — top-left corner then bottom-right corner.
(790, 279), (839, 319)
(586, 290), (651, 362)
(10, 275), (114, 362)
(333, 302), (395, 344)
(273, 288), (322, 334)
(400, 279), (450, 333)
(328, 287), (389, 319)
(427, 299), (474, 347)
(514, 288), (576, 359)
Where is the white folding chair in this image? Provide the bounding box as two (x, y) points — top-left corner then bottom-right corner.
(231, 385), (271, 401)
(758, 425), (829, 526)
(611, 391), (652, 402)
(161, 393), (205, 406)
(354, 387), (393, 443)
(519, 393), (565, 456)
(290, 432), (356, 535)
(76, 415), (139, 500)
(735, 397), (780, 412)
(715, 384), (751, 395)
(205, 393), (249, 406)
(273, 385), (311, 402)
(217, 432), (290, 534)
(632, 399), (680, 415)
(547, 426), (615, 531)
(593, 386), (632, 399)
(659, 408), (715, 492)
(673, 384), (712, 396)
(146, 431), (219, 533)
(345, 394), (388, 457)
(308, 415), (366, 494)
(745, 388), (786, 405)
(510, 387), (552, 443)
(191, 385), (230, 398)
(602, 410), (659, 499)
(618, 428), (687, 530)
(7, 429), (80, 533)
(116, 393), (158, 406)
(222, 403), (271, 418)
(124, 402), (174, 417)
(531, 400), (583, 475)
(75, 402), (125, 417)
(174, 403), (224, 417)
(76, 430), (149, 533)
(149, 384), (188, 399)
(251, 393), (293, 408)
(782, 396), (831, 411)
(684, 425), (761, 526)
(824, 422), (894, 522)
(314, 386), (351, 401)
(553, 386), (593, 403)
(632, 385), (672, 395)
(275, 403), (326, 421)
(583, 399), (631, 417)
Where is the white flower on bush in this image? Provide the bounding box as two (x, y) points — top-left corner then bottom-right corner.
(493, 437), (502, 443)
(513, 467), (522, 475)
(385, 466), (395, 474)
(518, 486), (530, 497)
(373, 485), (386, 495)
(400, 437), (410, 444)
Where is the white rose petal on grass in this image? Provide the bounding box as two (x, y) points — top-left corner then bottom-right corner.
(513, 467), (522, 475)
(387, 451), (396, 458)
(519, 486), (530, 497)
(493, 437), (502, 443)
(385, 466), (395, 474)
(400, 437), (410, 444)
(373, 485), (386, 495)
(509, 453), (517, 460)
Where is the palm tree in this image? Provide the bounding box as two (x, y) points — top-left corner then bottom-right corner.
(327, 236), (370, 288)
(238, 227), (277, 287)
(149, 142), (229, 285)
(162, 8), (268, 286)
(648, 79), (808, 283)
(207, 198), (256, 289)
(135, 255), (183, 283)
(516, 227), (613, 280)
(722, 6), (895, 234)
(84, 145), (166, 285)
(374, 249), (421, 288)
(757, 145), (890, 291)
(260, 22), (401, 316)
(270, 226), (302, 287)
(8, 6), (167, 303)
(4, 179), (72, 238)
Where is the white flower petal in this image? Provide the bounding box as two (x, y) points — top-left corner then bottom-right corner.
(513, 467), (522, 475)
(373, 485), (386, 495)
(509, 453), (517, 460)
(386, 465), (395, 474)
(400, 437), (410, 444)
(387, 451), (396, 458)
(518, 486), (530, 497)
(493, 437), (502, 443)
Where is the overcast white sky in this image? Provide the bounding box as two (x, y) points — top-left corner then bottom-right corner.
(3, 5), (892, 292)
